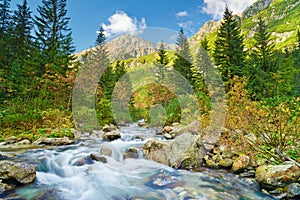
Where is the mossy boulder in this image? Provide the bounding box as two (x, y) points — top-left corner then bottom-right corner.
(255, 164), (300, 190)
(0, 161), (36, 185)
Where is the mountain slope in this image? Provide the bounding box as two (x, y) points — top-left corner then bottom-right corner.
(191, 0), (300, 51)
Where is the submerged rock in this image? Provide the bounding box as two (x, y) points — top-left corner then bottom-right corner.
(0, 161), (36, 184)
(89, 152), (107, 163)
(123, 147), (139, 159)
(255, 164), (300, 190)
(99, 146), (113, 157)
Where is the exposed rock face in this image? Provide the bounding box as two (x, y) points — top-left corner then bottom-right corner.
(102, 131), (121, 141)
(32, 137), (74, 146)
(142, 140), (170, 166)
(0, 161), (36, 185)
(190, 20), (220, 43)
(242, 0), (272, 18)
(255, 164), (300, 190)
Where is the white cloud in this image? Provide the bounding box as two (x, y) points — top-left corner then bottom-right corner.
(201, 0), (257, 20)
(102, 11), (147, 37)
(177, 11), (188, 17)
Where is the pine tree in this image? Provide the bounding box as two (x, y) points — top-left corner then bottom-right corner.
(5, 0), (36, 98)
(248, 17), (277, 99)
(114, 60), (126, 81)
(173, 28), (193, 82)
(213, 6), (246, 84)
(11, 0), (33, 61)
(0, 0), (10, 37)
(94, 25), (114, 97)
(34, 0), (75, 75)
(192, 47), (210, 93)
(200, 37), (209, 51)
(156, 41), (168, 82)
(0, 0), (11, 69)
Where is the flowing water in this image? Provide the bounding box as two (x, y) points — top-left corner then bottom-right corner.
(0, 124), (275, 200)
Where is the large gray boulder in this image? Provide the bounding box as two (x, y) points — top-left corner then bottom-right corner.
(0, 161), (36, 184)
(142, 131), (205, 169)
(255, 164), (300, 190)
(169, 133), (204, 169)
(142, 140), (170, 165)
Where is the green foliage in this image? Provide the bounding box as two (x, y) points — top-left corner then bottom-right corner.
(155, 41), (168, 82)
(34, 0), (75, 75)
(213, 6), (246, 85)
(173, 28), (193, 83)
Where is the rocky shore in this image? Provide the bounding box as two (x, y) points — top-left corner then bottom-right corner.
(0, 122), (299, 199)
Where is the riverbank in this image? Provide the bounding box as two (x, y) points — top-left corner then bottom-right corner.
(0, 122), (299, 199)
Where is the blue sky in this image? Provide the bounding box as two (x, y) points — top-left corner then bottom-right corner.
(12, 0), (256, 52)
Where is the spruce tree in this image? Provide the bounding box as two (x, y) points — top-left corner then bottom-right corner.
(0, 0), (11, 69)
(213, 6), (246, 84)
(11, 0), (33, 61)
(248, 17), (277, 99)
(34, 0), (75, 75)
(6, 0), (35, 98)
(94, 25), (114, 97)
(114, 60), (126, 81)
(173, 28), (193, 82)
(156, 41), (168, 82)
(200, 37), (209, 51)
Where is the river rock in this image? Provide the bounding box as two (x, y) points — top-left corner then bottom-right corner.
(72, 157), (94, 166)
(232, 155), (250, 173)
(286, 183), (300, 199)
(123, 147), (139, 159)
(0, 152), (16, 160)
(0, 181), (14, 193)
(89, 152), (107, 163)
(102, 130), (121, 141)
(32, 137), (74, 146)
(0, 161), (36, 184)
(71, 128), (81, 139)
(169, 133), (204, 169)
(142, 140), (170, 165)
(164, 126), (173, 133)
(219, 158), (233, 168)
(16, 139), (31, 145)
(102, 124), (117, 132)
(100, 146), (113, 157)
(5, 136), (18, 145)
(177, 120), (201, 136)
(255, 164), (300, 190)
